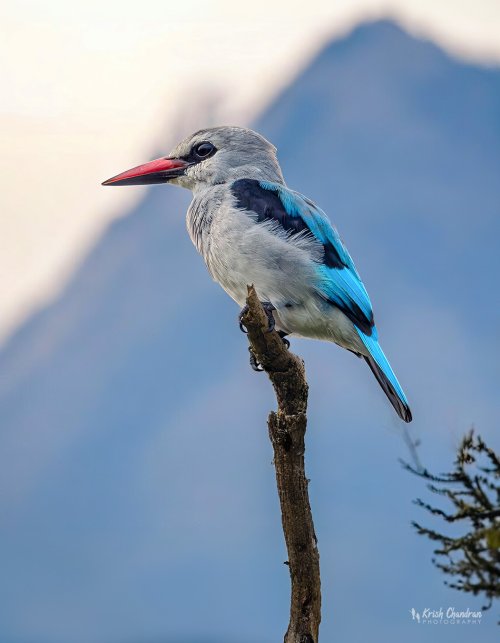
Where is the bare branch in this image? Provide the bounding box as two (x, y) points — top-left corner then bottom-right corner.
(241, 285), (321, 643)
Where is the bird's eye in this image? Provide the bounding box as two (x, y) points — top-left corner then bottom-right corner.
(194, 142), (216, 159)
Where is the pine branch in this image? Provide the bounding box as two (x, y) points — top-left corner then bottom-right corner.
(404, 430), (500, 619)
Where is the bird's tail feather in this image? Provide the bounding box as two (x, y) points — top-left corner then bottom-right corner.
(356, 329), (412, 423)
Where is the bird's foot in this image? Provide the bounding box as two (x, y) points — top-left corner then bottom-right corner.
(239, 302), (287, 373)
(247, 331), (291, 373)
(238, 301), (276, 334)
(238, 304), (249, 333)
(261, 301), (276, 333)
(248, 346), (264, 371)
(278, 331), (290, 349)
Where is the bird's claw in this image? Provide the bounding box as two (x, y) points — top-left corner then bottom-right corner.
(239, 301), (276, 334)
(240, 301), (284, 372)
(248, 347), (264, 371)
(248, 334), (289, 372)
(238, 305), (249, 333)
(261, 301), (276, 333)
(280, 334), (290, 349)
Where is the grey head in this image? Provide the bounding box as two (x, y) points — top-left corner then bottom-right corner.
(102, 126), (284, 191)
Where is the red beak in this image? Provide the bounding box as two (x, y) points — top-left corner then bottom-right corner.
(102, 157), (189, 186)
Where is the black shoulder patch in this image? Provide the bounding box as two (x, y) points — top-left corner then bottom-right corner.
(231, 179), (344, 269)
(232, 179), (310, 237)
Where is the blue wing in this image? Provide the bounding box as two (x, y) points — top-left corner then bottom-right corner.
(231, 179), (412, 422)
(232, 178), (374, 334)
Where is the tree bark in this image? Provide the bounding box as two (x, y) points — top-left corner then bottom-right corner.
(240, 285), (321, 643)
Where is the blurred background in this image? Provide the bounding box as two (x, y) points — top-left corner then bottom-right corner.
(1, 1), (499, 641)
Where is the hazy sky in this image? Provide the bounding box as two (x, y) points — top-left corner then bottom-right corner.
(1, 0), (499, 341)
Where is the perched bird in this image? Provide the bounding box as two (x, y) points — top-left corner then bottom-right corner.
(103, 126), (412, 422)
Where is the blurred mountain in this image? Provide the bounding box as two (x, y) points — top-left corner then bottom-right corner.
(1, 19), (499, 643)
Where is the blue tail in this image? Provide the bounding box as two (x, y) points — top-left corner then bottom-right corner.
(356, 328), (412, 423)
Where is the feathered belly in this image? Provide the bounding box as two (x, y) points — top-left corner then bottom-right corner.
(206, 240), (363, 352)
